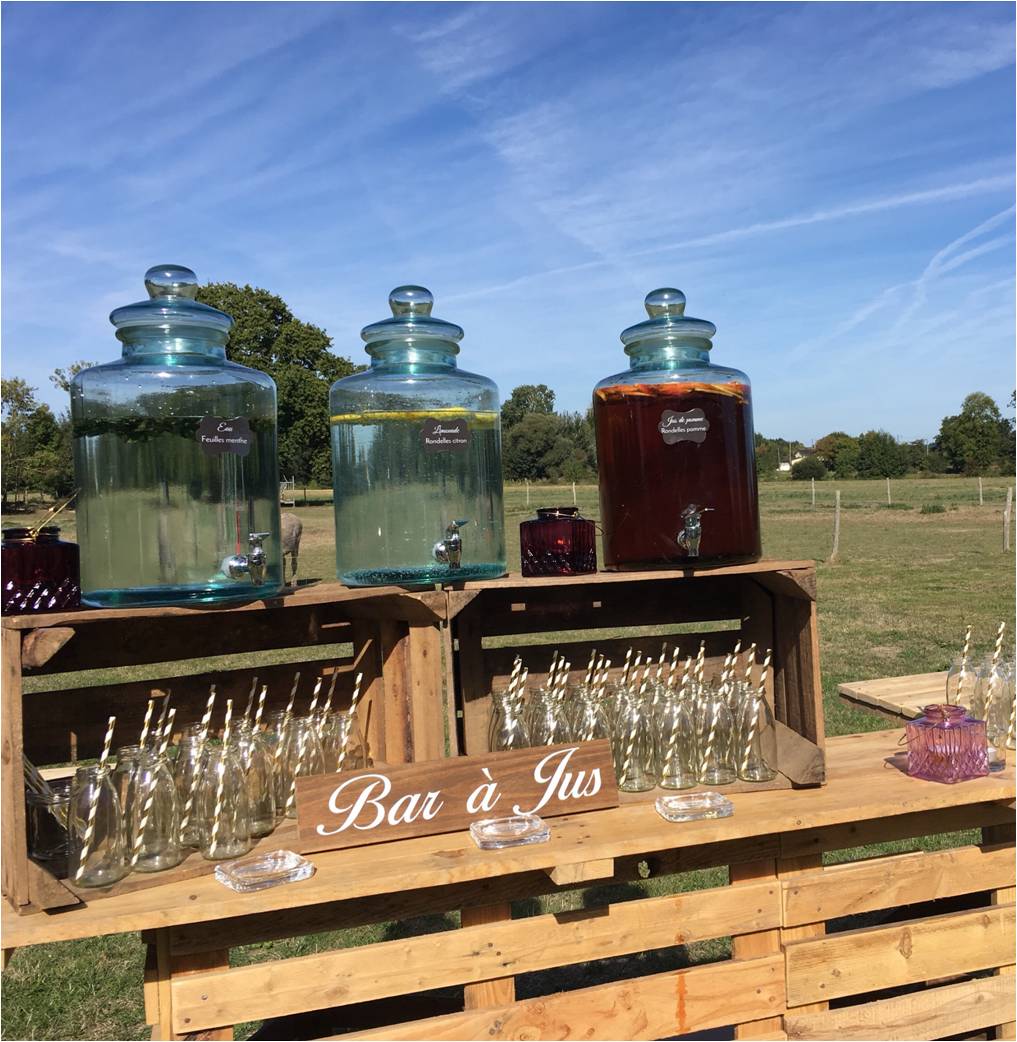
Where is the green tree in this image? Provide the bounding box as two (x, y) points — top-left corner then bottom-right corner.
(935, 392), (1009, 475)
(855, 430), (906, 478)
(503, 412), (566, 480)
(196, 283), (360, 484)
(501, 384), (556, 430)
(814, 431), (859, 477)
(754, 434), (779, 478)
(50, 361), (98, 396)
(791, 455), (826, 480)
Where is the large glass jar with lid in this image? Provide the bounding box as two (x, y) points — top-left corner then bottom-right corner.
(329, 286), (506, 586)
(71, 265), (283, 607)
(593, 288), (760, 568)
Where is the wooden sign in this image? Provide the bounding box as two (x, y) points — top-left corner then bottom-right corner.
(294, 740), (618, 853)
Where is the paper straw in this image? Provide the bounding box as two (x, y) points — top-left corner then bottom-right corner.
(308, 676), (323, 718)
(621, 648), (633, 688)
(199, 684), (217, 741)
(286, 722), (309, 810)
(284, 671), (301, 717)
(667, 645), (682, 689)
(335, 714), (354, 773)
(75, 715), (115, 882)
(743, 644), (757, 684)
(253, 684), (268, 730)
(132, 709), (175, 865)
(655, 646), (667, 683)
(585, 649), (597, 687)
(349, 672), (365, 717)
(208, 699), (233, 856)
(695, 641), (706, 684)
(985, 622), (1007, 714)
(619, 710), (639, 784)
(700, 699), (719, 777)
(322, 668), (340, 717)
(156, 691), (172, 738)
(243, 676), (259, 726)
(138, 699), (155, 750)
(956, 624), (973, 702)
(740, 694), (762, 774)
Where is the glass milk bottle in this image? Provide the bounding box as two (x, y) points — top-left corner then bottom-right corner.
(329, 286), (506, 586)
(594, 288), (760, 568)
(71, 265), (283, 606)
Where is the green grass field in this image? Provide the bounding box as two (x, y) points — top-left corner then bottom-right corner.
(2, 475), (1014, 1039)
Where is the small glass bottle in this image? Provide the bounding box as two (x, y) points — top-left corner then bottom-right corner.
(26, 778), (72, 863)
(174, 734), (207, 848)
(112, 744), (145, 831)
(654, 691), (698, 789)
(906, 704), (988, 783)
(67, 765), (129, 887)
(972, 662), (1011, 770)
(519, 507), (597, 577)
(525, 687), (568, 747)
(233, 725), (277, 836)
(697, 686), (737, 785)
(568, 689), (609, 743)
(318, 710), (365, 772)
(196, 745), (252, 860)
(130, 751), (184, 872)
(277, 717), (325, 818)
(612, 694), (656, 792)
(945, 654), (977, 706)
(737, 691), (778, 782)
(488, 690), (530, 751)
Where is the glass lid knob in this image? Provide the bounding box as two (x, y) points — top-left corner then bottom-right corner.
(144, 264), (199, 300)
(389, 285), (434, 317)
(644, 288), (686, 318)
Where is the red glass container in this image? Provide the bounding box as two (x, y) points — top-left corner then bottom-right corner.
(594, 289), (760, 569)
(520, 507), (596, 577)
(905, 704), (988, 784)
(2, 525), (81, 615)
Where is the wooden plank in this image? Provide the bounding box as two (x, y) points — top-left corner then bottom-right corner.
(984, 822), (1017, 1041)
(783, 843), (1016, 926)
(350, 620), (386, 765)
(21, 627), (75, 669)
(780, 854), (827, 1017)
(785, 903), (1016, 1007)
(405, 623), (447, 761)
(26, 859), (81, 911)
(170, 879), (781, 1032)
(294, 741), (617, 853)
(331, 955), (785, 1041)
(460, 903), (515, 1010)
(838, 672), (946, 722)
(1, 628), (29, 907)
(5, 729), (1013, 943)
(785, 975), (1016, 1041)
(772, 596), (823, 748)
(730, 859), (783, 1039)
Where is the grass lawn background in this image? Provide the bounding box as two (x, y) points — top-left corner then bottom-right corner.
(2, 475), (1014, 1039)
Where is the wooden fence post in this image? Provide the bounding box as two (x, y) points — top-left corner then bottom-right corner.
(979, 477), (984, 506)
(811, 478), (815, 508)
(886, 477), (891, 506)
(829, 491), (841, 563)
(1005, 487), (1013, 553)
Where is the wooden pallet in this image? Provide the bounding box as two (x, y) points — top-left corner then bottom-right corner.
(3, 730), (1013, 1041)
(839, 671), (948, 722)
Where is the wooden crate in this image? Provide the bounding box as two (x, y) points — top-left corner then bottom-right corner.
(1, 582), (451, 915)
(448, 560), (825, 788)
(2, 730), (1012, 1041)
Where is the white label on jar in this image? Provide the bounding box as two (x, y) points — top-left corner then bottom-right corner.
(421, 417), (471, 453)
(659, 408), (709, 445)
(197, 416), (253, 457)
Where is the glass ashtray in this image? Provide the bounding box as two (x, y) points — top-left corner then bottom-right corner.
(470, 813), (550, 850)
(655, 792), (734, 823)
(214, 849), (315, 892)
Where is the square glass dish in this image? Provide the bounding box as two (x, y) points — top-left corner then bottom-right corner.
(214, 849), (315, 892)
(470, 813), (550, 850)
(655, 792), (734, 823)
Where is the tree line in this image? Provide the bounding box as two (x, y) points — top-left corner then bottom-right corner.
(2, 280), (1013, 508)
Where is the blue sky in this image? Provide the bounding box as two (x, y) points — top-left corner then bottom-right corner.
(3, 2), (1014, 441)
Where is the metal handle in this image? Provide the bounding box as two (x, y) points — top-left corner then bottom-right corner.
(676, 505), (712, 559)
(222, 532), (271, 585)
(433, 519), (470, 569)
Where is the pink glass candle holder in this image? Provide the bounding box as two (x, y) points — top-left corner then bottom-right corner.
(905, 704), (988, 784)
(2, 526), (80, 615)
(519, 507), (597, 577)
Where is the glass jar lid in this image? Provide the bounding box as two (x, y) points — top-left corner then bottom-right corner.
(620, 288), (716, 353)
(109, 265), (233, 337)
(360, 286), (463, 354)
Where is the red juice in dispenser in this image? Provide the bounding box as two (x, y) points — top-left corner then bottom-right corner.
(593, 289), (760, 568)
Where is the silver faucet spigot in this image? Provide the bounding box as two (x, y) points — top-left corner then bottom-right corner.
(433, 519), (470, 569)
(222, 532), (270, 585)
(676, 504), (712, 559)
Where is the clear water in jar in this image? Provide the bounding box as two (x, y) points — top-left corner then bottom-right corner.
(331, 408), (505, 586)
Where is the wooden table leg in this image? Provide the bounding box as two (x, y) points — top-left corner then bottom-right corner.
(150, 929), (233, 1041)
(779, 854), (827, 1022)
(731, 859), (784, 1039)
(461, 903), (515, 1009)
(984, 822), (1016, 1041)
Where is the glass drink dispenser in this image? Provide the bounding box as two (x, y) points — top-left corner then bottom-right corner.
(329, 286), (506, 586)
(593, 288), (760, 568)
(71, 265), (283, 607)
